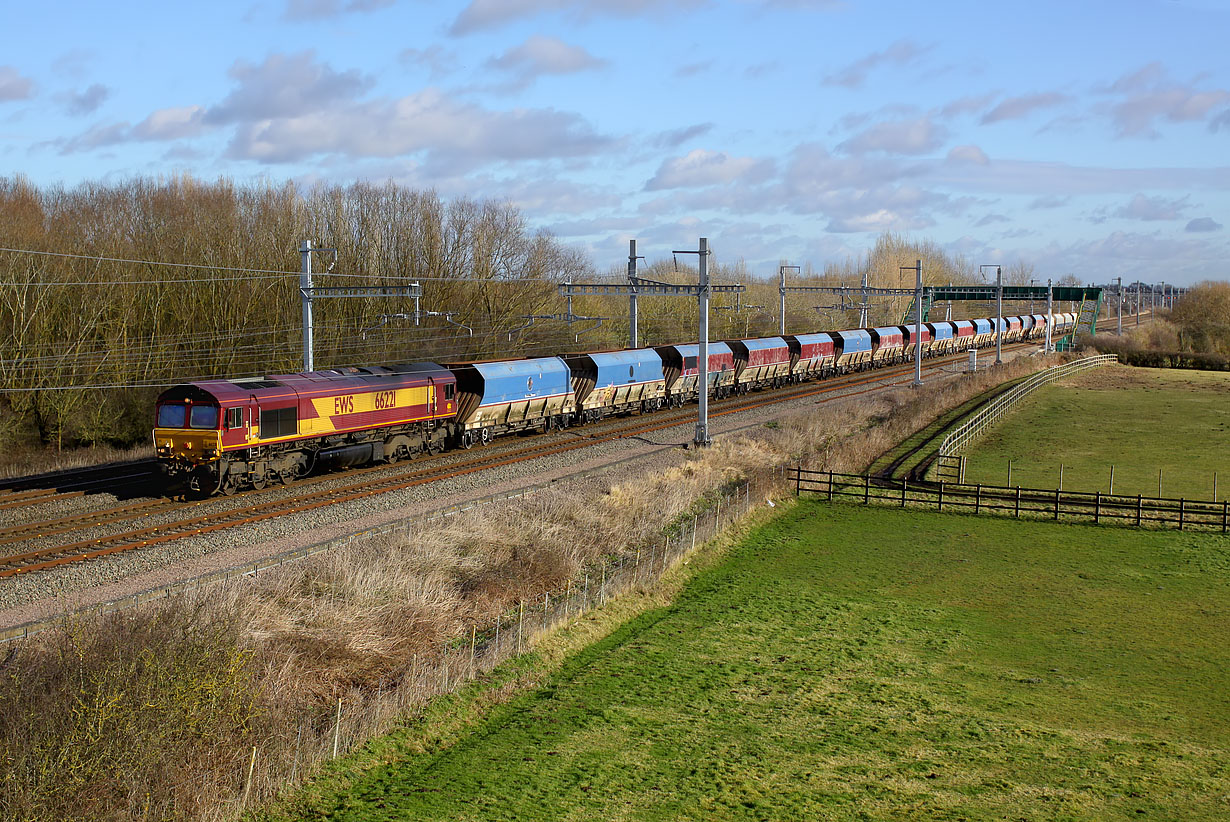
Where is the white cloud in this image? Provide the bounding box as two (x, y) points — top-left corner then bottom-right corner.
(133, 106), (208, 140)
(206, 51), (372, 124)
(1185, 217), (1223, 232)
(645, 149), (773, 190)
(980, 92), (1069, 124)
(940, 93), (997, 118)
(946, 145), (989, 165)
(674, 61), (712, 78)
(61, 83), (109, 116)
(449, 0), (705, 35)
(0, 66), (35, 101)
(1100, 62), (1230, 137)
(652, 123), (714, 148)
(838, 116), (948, 155)
(930, 158), (1230, 195)
(826, 208), (930, 234)
(1112, 193), (1190, 221)
(823, 40), (931, 89)
(225, 88), (613, 165)
(1028, 195), (1070, 209)
(283, 0), (394, 21)
(487, 36), (606, 88)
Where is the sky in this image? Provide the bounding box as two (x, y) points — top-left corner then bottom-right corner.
(2, 0), (1228, 286)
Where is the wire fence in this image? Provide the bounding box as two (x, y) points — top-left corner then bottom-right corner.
(792, 468), (1230, 533)
(933, 354), (1118, 481)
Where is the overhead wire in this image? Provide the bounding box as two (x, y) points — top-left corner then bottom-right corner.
(0, 246), (561, 284)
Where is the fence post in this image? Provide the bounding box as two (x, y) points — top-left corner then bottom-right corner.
(959, 456), (966, 484)
(828, 471), (834, 501)
(901, 479), (907, 507)
(1222, 500), (1227, 534)
(1015, 486), (1021, 518)
(518, 600), (524, 653)
(864, 474), (870, 505)
(975, 484), (981, 514)
(795, 466), (801, 496)
(333, 697), (342, 758)
(1094, 491), (1100, 524)
(1054, 489), (1060, 520)
(1137, 494), (1143, 527)
(938, 482), (944, 512)
(1179, 499), (1185, 531)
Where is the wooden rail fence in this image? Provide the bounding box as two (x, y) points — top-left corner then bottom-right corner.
(791, 468), (1229, 533)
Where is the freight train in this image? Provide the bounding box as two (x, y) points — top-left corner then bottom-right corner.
(153, 313), (1074, 495)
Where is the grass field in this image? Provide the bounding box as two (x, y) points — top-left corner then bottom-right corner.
(265, 502), (1230, 821)
(961, 366), (1230, 500)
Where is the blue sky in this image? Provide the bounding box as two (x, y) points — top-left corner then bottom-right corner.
(3, 0), (1228, 284)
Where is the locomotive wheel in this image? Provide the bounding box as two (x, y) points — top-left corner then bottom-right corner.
(251, 473), (267, 491)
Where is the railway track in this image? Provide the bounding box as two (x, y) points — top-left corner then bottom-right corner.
(0, 459), (159, 511)
(0, 344), (1035, 579)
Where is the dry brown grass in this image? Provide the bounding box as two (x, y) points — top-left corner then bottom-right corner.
(0, 354), (1065, 821)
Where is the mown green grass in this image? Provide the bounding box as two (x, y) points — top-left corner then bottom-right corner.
(266, 502), (1230, 821)
(961, 367), (1230, 499)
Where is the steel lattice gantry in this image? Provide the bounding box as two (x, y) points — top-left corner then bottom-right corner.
(796, 285), (1102, 303)
(560, 277), (746, 296)
(559, 244), (745, 446)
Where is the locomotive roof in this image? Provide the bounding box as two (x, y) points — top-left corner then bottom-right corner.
(156, 362), (453, 404)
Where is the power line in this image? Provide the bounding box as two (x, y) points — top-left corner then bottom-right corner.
(0, 246), (561, 284)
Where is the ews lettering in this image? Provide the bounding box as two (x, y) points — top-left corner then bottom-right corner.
(333, 395), (355, 415)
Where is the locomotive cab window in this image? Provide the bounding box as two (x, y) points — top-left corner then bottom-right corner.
(444, 383), (455, 400)
(225, 407), (243, 429)
(157, 403), (187, 428)
(189, 405), (219, 429)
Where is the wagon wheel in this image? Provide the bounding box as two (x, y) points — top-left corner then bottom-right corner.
(460, 430), (475, 449)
